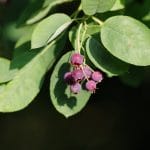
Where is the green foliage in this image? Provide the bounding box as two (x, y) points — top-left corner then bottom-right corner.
(101, 16), (150, 66)
(82, 0), (116, 15)
(31, 13), (71, 49)
(50, 51), (91, 118)
(69, 24), (101, 50)
(27, 0), (74, 25)
(110, 0), (125, 11)
(0, 0), (150, 117)
(86, 37), (129, 77)
(0, 38), (66, 112)
(0, 58), (17, 83)
(0, 84), (5, 94)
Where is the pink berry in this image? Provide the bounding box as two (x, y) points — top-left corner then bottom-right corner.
(91, 71), (103, 82)
(83, 66), (92, 78)
(70, 53), (84, 65)
(64, 72), (75, 85)
(72, 69), (84, 81)
(85, 80), (97, 92)
(70, 83), (81, 94)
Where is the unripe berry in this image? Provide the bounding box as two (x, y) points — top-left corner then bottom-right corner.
(70, 53), (84, 66)
(83, 66), (92, 78)
(72, 69), (84, 81)
(64, 72), (75, 85)
(92, 71), (103, 82)
(70, 83), (81, 94)
(85, 80), (97, 92)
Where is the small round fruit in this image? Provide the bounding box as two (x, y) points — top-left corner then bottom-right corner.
(70, 53), (84, 65)
(70, 83), (81, 94)
(64, 72), (75, 85)
(83, 66), (92, 78)
(85, 80), (97, 92)
(72, 69), (84, 81)
(92, 71), (103, 82)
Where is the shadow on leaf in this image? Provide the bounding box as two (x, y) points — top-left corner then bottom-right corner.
(54, 62), (77, 109)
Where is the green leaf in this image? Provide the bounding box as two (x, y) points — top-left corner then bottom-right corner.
(3, 23), (32, 42)
(101, 16), (150, 66)
(68, 26), (78, 50)
(0, 84), (6, 94)
(12, 43), (40, 69)
(0, 58), (17, 84)
(15, 25), (36, 49)
(42, 0), (75, 9)
(43, 0), (55, 8)
(86, 37), (129, 77)
(47, 21), (72, 44)
(0, 38), (66, 112)
(27, 0), (74, 25)
(82, 0), (116, 15)
(17, 0), (44, 27)
(14, 42), (31, 59)
(50, 51), (91, 118)
(143, 11), (150, 21)
(31, 13), (71, 49)
(14, 25), (36, 58)
(110, 0), (125, 11)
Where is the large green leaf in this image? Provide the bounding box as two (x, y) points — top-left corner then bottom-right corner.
(0, 38), (66, 112)
(50, 51), (91, 118)
(17, 0), (44, 27)
(43, 0), (55, 8)
(13, 25), (37, 59)
(3, 23), (34, 42)
(31, 13), (71, 49)
(0, 58), (17, 84)
(101, 16), (150, 66)
(12, 43), (41, 70)
(47, 21), (72, 44)
(0, 84), (6, 94)
(110, 0), (125, 11)
(15, 25), (36, 49)
(27, 0), (74, 25)
(82, 0), (116, 15)
(86, 37), (129, 77)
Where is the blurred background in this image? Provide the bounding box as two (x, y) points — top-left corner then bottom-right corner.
(0, 0), (150, 149)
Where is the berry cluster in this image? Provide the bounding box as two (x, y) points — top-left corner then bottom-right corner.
(64, 53), (103, 94)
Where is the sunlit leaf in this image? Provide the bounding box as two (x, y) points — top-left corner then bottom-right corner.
(0, 38), (66, 112)
(31, 13), (71, 49)
(0, 58), (17, 84)
(111, 0), (125, 11)
(82, 0), (116, 15)
(27, 0), (74, 24)
(101, 16), (150, 66)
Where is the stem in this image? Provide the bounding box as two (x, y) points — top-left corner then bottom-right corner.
(81, 65), (89, 81)
(86, 65), (95, 73)
(77, 23), (83, 53)
(92, 16), (104, 26)
(81, 46), (86, 64)
(80, 22), (87, 47)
